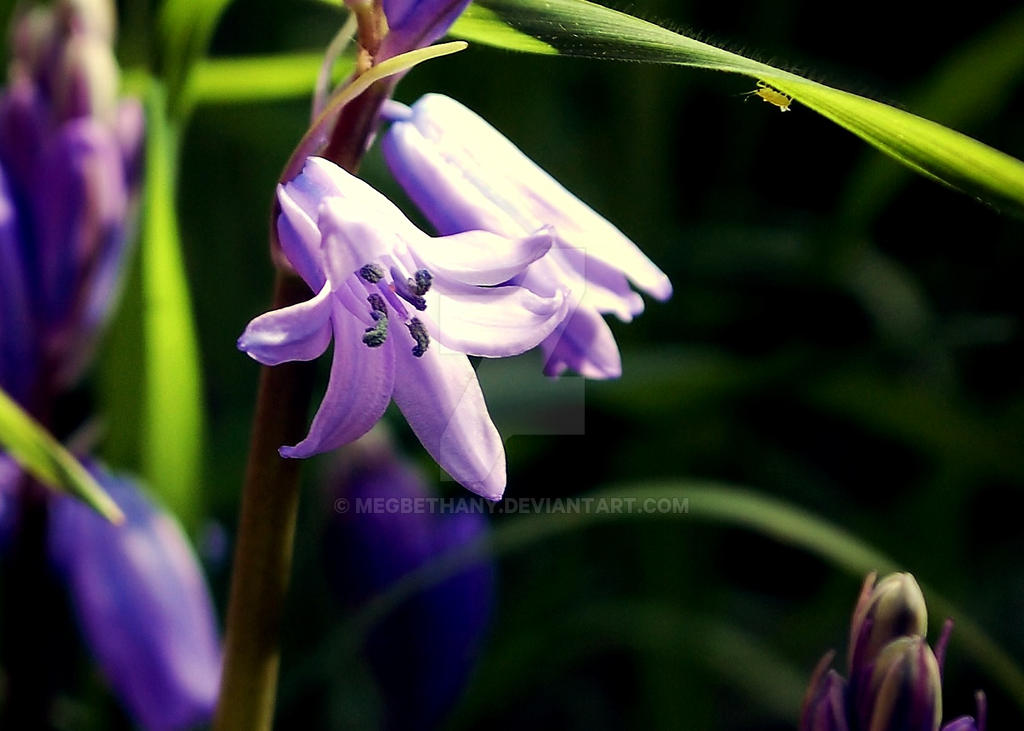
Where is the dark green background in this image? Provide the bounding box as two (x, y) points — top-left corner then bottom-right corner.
(11, 0), (1024, 727)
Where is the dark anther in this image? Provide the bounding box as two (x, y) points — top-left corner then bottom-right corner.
(406, 317), (430, 358)
(359, 263), (385, 283)
(409, 269), (432, 296)
(362, 294), (389, 347)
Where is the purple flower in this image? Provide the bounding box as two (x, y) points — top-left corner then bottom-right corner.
(0, 162), (37, 404)
(377, 0), (473, 59)
(239, 157), (569, 498)
(0, 0), (142, 394)
(324, 436), (494, 728)
(381, 93), (672, 378)
(49, 466), (221, 730)
(0, 456), (20, 551)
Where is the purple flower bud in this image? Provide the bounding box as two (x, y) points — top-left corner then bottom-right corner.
(325, 437), (494, 728)
(48, 468), (222, 730)
(0, 1), (140, 391)
(0, 161), (38, 403)
(800, 653), (850, 731)
(51, 34), (119, 122)
(849, 572), (928, 676)
(856, 637), (942, 731)
(379, 0), (473, 57)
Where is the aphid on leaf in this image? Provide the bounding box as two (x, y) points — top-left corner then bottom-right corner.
(746, 81), (793, 112)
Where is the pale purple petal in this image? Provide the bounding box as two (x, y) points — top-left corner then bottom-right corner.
(237, 282), (334, 365)
(541, 306), (622, 379)
(391, 345), (505, 499)
(320, 198), (411, 283)
(277, 181), (327, 290)
(941, 719), (978, 731)
(49, 469), (221, 731)
(280, 302), (396, 458)
(423, 281), (568, 357)
(411, 228), (552, 286)
(382, 119), (526, 238)
(383, 94), (672, 300)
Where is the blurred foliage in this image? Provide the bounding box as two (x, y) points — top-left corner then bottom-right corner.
(77, 0), (1024, 727)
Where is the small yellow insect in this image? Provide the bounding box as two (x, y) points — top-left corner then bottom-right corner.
(748, 81), (793, 112)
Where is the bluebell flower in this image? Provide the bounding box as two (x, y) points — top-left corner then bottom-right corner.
(324, 435), (494, 728)
(0, 0), (142, 395)
(381, 93), (672, 378)
(239, 156), (569, 498)
(49, 466), (222, 730)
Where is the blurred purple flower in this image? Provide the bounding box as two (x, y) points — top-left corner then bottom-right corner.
(0, 0), (142, 396)
(0, 456), (20, 551)
(49, 466), (221, 730)
(0, 162), (36, 404)
(325, 437), (494, 728)
(239, 156), (569, 498)
(382, 93), (672, 378)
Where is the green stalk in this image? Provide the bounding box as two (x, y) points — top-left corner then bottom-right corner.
(212, 79), (391, 731)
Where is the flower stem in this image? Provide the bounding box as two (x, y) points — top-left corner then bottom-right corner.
(213, 78), (391, 731)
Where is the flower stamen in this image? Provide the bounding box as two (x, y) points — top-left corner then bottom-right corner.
(406, 317), (429, 357)
(362, 293), (389, 347)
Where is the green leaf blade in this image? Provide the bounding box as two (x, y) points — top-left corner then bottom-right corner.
(0, 387), (123, 523)
(454, 0), (1024, 215)
(139, 82), (205, 528)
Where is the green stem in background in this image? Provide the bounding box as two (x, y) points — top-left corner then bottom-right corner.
(347, 482), (1024, 715)
(212, 78), (393, 731)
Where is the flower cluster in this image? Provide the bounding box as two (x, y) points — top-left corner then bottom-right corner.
(241, 1), (672, 500)
(0, 2), (221, 727)
(0, 0), (142, 401)
(801, 572), (986, 731)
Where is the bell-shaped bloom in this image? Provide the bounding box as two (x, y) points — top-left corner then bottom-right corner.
(48, 466), (221, 730)
(381, 93), (672, 378)
(800, 653), (850, 731)
(324, 436), (494, 729)
(239, 156), (569, 498)
(0, 0), (142, 393)
(849, 572), (928, 677)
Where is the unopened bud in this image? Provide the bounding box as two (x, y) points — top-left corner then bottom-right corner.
(860, 637), (942, 731)
(56, 0), (116, 44)
(849, 572), (928, 674)
(52, 35), (119, 121)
